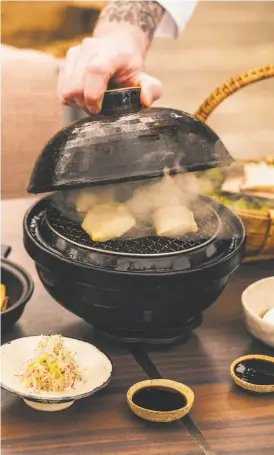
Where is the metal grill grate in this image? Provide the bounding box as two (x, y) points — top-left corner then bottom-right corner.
(45, 202), (220, 256)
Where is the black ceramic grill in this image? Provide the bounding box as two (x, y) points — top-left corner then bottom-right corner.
(24, 193), (245, 345)
(45, 202), (221, 256)
(24, 87), (245, 344)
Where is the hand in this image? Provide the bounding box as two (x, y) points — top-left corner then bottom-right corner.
(58, 1), (164, 113)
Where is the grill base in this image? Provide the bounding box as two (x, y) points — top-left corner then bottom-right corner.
(23, 195), (245, 345)
(94, 315), (203, 345)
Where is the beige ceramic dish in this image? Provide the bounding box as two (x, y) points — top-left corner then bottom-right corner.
(127, 379), (194, 423)
(0, 336), (113, 411)
(241, 276), (274, 348)
(230, 354), (274, 393)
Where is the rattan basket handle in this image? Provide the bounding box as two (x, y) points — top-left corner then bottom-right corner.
(194, 65), (274, 122)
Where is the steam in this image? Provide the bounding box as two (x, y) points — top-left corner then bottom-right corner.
(51, 170), (216, 238)
(126, 172), (207, 224)
(51, 180), (140, 223)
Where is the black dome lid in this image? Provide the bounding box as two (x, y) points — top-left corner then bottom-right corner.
(28, 88), (233, 194)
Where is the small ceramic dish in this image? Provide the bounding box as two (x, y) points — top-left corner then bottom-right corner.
(127, 379), (194, 423)
(0, 336), (112, 411)
(1, 245), (34, 331)
(242, 276), (274, 348)
(230, 354), (274, 393)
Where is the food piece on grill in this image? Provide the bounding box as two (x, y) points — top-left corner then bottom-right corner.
(153, 206), (198, 238)
(76, 187), (115, 213)
(82, 203), (136, 242)
(241, 163), (274, 193)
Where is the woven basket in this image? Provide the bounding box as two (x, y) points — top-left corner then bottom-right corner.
(194, 65), (274, 262)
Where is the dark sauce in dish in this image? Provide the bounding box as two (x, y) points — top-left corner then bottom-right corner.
(235, 359), (274, 386)
(132, 387), (187, 411)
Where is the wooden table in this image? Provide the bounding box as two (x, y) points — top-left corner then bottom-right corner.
(2, 198), (274, 455)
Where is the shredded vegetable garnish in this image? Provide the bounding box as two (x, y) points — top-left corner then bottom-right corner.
(21, 334), (82, 392)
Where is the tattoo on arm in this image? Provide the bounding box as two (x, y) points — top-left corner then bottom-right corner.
(98, 1), (165, 41)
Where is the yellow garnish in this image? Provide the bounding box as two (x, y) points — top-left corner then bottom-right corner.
(1, 284), (9, 312)
(21, 335), (82, 392)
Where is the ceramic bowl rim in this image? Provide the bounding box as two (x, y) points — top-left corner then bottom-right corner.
(1, 259), (34, 314)
(242, 276), (274, 327)
(230, 354), (274, 393)
(0, 336), (113, 403)
(24, 195), (246, 277)
(127, 378), (194, 416)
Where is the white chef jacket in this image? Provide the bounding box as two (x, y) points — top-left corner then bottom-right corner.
(155, 0), (198, 38)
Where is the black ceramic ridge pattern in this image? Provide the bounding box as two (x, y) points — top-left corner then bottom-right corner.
(28, 88), (234, 194)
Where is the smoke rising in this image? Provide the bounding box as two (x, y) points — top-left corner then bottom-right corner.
(51, 170), (216, 239)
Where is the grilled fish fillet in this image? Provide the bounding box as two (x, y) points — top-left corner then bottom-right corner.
(82, 203), (136, 242)
(153, 206), (198, 238)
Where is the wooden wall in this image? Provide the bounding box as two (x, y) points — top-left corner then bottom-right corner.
(1, 1), (102, 50)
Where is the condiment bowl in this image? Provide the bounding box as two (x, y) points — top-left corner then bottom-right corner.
(0, 336), (112, 411)
(127, 379), (194, 423)
(242, 276), (274, 347)
(230, 354), (274, 393)
(1, 245), (34, 331)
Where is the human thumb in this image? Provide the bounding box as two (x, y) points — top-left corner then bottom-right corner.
(133, 72), (163, 107)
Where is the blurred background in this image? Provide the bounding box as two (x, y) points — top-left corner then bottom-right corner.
(1, 1), (274, 199)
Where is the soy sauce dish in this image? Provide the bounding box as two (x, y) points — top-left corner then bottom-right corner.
(127, 379), (194, 423)
(230, 354), (274, 393)
(0, 336), (113, 411)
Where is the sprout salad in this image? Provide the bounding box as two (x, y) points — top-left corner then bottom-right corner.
(21, 334), (82, 393)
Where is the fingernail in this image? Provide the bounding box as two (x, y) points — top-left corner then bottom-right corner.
(140, 87), (152, 107)
(142, 94), (152, 107)
(86, 99), (103, 114)
(96, 100), (103, 112)
(87, 105), (99, 114)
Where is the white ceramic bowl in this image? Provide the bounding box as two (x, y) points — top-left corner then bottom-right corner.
(242, 277), (274, 348)
(0, 336), (112, 411)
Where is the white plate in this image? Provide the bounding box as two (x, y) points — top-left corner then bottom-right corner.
(0, 336), (112, 411)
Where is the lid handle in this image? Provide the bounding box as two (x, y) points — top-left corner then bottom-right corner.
(101, 87), (142, 116)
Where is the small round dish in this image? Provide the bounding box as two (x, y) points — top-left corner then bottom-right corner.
(242, 276), (274, 348)
(230, 354), (274, 393)
(1, 245), (34, 331)
(127, 379), (194, 423)
(0, 336), (113, 411)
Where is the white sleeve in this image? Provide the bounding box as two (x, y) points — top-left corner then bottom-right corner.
(155, 0), (198, 38)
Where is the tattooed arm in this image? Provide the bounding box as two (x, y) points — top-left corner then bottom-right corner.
(59, 1), (197, 113)
(59, 1), (166, 113)
(94, 1), (165, 51)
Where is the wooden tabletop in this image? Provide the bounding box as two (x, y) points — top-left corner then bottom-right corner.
(2, 198), (274, 455)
